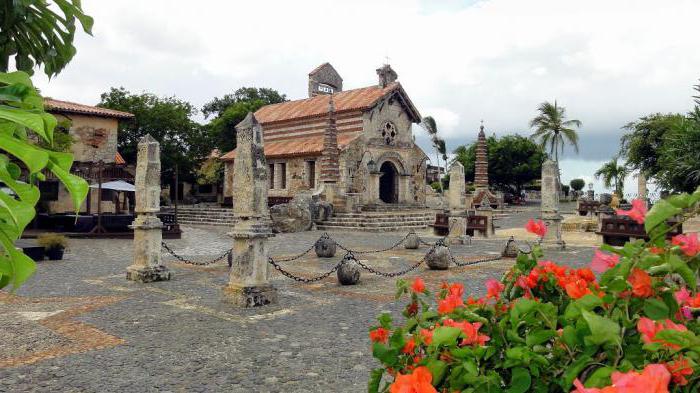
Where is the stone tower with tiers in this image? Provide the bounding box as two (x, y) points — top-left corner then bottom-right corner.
(474, 123), (489, 189)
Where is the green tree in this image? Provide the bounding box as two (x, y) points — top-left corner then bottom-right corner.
(569, 178), (585, 192)
(0, 71), (88, 289)
(420, 116), (447, 194)
(203, 87), (287, 153)
(98, 87), (204, 182)
(656, 115), (700, 193)
(619, 113), (683, 178)
(595, 157), (628, 197)
(453, 134), (545, 194)
(529, 101), (582, 161)
(0, 0), (93, 77)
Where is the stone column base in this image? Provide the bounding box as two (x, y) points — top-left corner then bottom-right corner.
(222, 284), (278, 308)
(126, 265), (171, 283)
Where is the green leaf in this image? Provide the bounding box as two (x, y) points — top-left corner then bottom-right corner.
(0, 133), (49, 173)
(506, 367), (531, 393)
(0, 106), (49, 141)
(427, 359), (448, 385)
(47, 160), (88, 213)
(643, 298), (670, 320)
(560, 355), (593, 390)
(368, 368), (384, 393)
(526, 329), (556, 347)
(372, 342), (399, 367)
(644, 199), (682, 234)
(585, 366), (613, 388)
(581, 310), (621, 347)
(431, 326), (463, 348)
(668, 255), (697, 289)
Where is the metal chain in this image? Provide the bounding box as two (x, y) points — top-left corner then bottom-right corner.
(446, 246), (502, 267)
(161, 241), (231, 266)
(351, 251), (428, 277)
(267, 256), (343, 283)
(333, 231), (413, 255)
(273, 242), (318, 262)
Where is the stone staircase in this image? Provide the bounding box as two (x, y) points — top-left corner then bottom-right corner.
(175, 206), (234, 227)
(316, 209), (435, 232)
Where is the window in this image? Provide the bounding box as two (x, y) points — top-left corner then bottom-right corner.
(38, 181), (59, 201)
(306, 161), (316, 188)
(269, 164), (275, 189)
(380, 121), (398, 145)
(318, 84), (334, 94)
(280, 163), (287, 189)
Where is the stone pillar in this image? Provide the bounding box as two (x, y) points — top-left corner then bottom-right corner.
(274, 163), (284, 189)
(399, 174), (412, 204)
(540, 159), (564, 249)
(637, 173), (648, 206)
(367, 172), (382, 204)
(448, 161), (465, 213)
(477, 204), (495, 238)
(126, 134), (171, 283)
(447, 216), (467, 245)
(474, 123), (489, 189)
(223, 113), (277, 307)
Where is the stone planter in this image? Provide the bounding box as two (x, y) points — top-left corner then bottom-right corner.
(337, 258), (360, 285)
(404, 233), (420, 249)
(315, 237), (337, 258)
(46, 247), (65, 261)
(425, 245), (450, 270)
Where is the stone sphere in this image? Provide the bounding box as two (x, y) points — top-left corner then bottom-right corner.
(404, 233), (420, 249)
(337, 259), (361, 285)
(315, 237), (337, 258)
(501, 236), (518, 258)
(425, 245), (450, 270)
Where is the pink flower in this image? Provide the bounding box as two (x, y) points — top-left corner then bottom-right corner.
(572, 364), (671, 393)
(485, 278), (505, 300)
(675, 287), (691, 304)
(671, 233), (700, 257)
(590, 249), (620, 273)
(525, 219), (547, 237)
(616, 199), (647, 224)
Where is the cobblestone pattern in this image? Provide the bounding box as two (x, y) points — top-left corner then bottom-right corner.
(1, 214), (595, 392)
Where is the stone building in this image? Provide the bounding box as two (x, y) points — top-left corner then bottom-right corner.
(42, 98), (134, 214)
(221, 63), (428, 211)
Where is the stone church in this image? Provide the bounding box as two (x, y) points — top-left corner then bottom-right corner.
(221, 63), (428, 211)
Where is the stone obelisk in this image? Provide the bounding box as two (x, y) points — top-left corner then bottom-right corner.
(127, 134), (171, 282)
(447, 161), (465, 213)
(540, 159), (565, 249)
(474, 123), (489, 190)
(319, 95), (340, 204)
(222, 113), (277, 307)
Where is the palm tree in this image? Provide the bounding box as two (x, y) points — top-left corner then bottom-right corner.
(529, 101), (582, 162)
(595, 158), (629, 197)
(421, 116), (448, 193)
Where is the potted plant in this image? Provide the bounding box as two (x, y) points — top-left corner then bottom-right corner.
(37, 233), (68, 260)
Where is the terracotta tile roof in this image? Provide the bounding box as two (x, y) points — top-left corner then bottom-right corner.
(45, 98), (134, 119)
(114, 152), (126, 165)
(220, 133), (361, 161)
(255, 82), (420, 124)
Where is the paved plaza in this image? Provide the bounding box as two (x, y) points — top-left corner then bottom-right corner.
(1, 209), (597, 392)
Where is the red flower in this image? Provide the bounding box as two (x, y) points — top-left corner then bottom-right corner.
(402, 338), (416, 354)
(485, 278), (505, 300)
(665, 356), (693, 386)
(572, 364), (671, 393)
(616, 198), (647, 224)
(389, 366), (438, 393)
(628, 268), (653, 298)
(649, 246), (665, 255)
(438, 294), (463, 314)
(577, 268), (596, 283)
(370, 327), (390, 343)
(448, 282), (465, 298)
(442, 319), (491, 346)
(564, 278), (592, 299)
(419, 329), (433, 345)
(671, 233), (700, 257)
(590, 249), (620, 273)
(406, 301), (419, 316)
(637, 317), (688, 349)
(411, 277), (426, 293)
(525, 218), (548, 237)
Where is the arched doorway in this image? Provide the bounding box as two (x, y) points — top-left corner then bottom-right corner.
(379, 161), (399, 203)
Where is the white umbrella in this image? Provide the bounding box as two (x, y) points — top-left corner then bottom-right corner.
(89, 180), (135, 192)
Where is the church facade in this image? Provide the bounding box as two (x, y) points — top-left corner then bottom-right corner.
(221, 63), (428, 210)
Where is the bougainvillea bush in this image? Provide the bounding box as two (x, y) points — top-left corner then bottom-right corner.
(368, 187), (700, 393)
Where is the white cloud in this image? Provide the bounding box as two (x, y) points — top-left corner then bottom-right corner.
(34, 0), (700, 163)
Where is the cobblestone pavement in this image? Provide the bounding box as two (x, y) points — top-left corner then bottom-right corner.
(1, 218), (596, 392)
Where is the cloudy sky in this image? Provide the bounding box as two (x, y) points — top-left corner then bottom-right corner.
(36, 0), (700, 194)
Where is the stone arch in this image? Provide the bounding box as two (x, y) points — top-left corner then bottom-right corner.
(375, 152), (407, 175)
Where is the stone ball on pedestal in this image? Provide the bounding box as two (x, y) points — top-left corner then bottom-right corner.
(426, 245), (450, 270)
(404, 233), (420, 249)
(337, 258), (361, 285)
(315, 236), (337, 258)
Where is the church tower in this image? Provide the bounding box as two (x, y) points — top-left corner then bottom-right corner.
(308, 63), (343, 97)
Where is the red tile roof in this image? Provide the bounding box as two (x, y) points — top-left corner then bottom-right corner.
(255, 82), (420, 124)
(114, 152), (126, 165)
(220, 133), (361, 161)
(45, 98), (134, 119)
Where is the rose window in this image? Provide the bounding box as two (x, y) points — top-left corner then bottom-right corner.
(381, 121), (397, 145)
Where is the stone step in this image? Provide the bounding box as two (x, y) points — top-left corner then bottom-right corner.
(333, 212), (433, 219)
(315, 224), (428, 232)
(322, 216), (432, 223)
(318, 221), (431, 228)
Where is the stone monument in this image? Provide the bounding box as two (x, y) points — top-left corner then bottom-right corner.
(447, 161), (465, 212)
(540, 159), (565, 249)
(126, 134), (171, 283)
(222, 113), (277, 307)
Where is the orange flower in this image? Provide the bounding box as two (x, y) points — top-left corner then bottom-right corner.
(628, 268), (653, 298)
(442, 318), (491, 346)
(525, 218), (548, 237)
(564, 278), (592, 299)
(447, 282), (465, 298)
(665, 356), (693, 386)
(411, 277), (426, 293)
(485, 278), (505, 300)
(389, 366), (438, 393)
(616, 199), (648, 224)
(402, 338), (416, 354)
(438, 295), (463, 314)
(370, 327), (390, 343)
(572, 364), (671, 393)
(419, 329), (433, 345)
(637, 317), (688, 349)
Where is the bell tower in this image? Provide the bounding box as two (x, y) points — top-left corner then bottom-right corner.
(308, 63), (343, 98)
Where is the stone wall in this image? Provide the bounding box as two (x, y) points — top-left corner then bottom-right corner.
(54, 114), (119, 163)
(47, 183), (118, 214)
(224, 157), (320, 199)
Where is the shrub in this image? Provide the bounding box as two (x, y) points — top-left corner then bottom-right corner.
(570, 179), (586, 192)
(368, 187), (700, 392)
(36, 233), (68, 250)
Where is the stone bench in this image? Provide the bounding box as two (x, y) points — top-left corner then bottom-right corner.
(596, 216), (682, 246)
